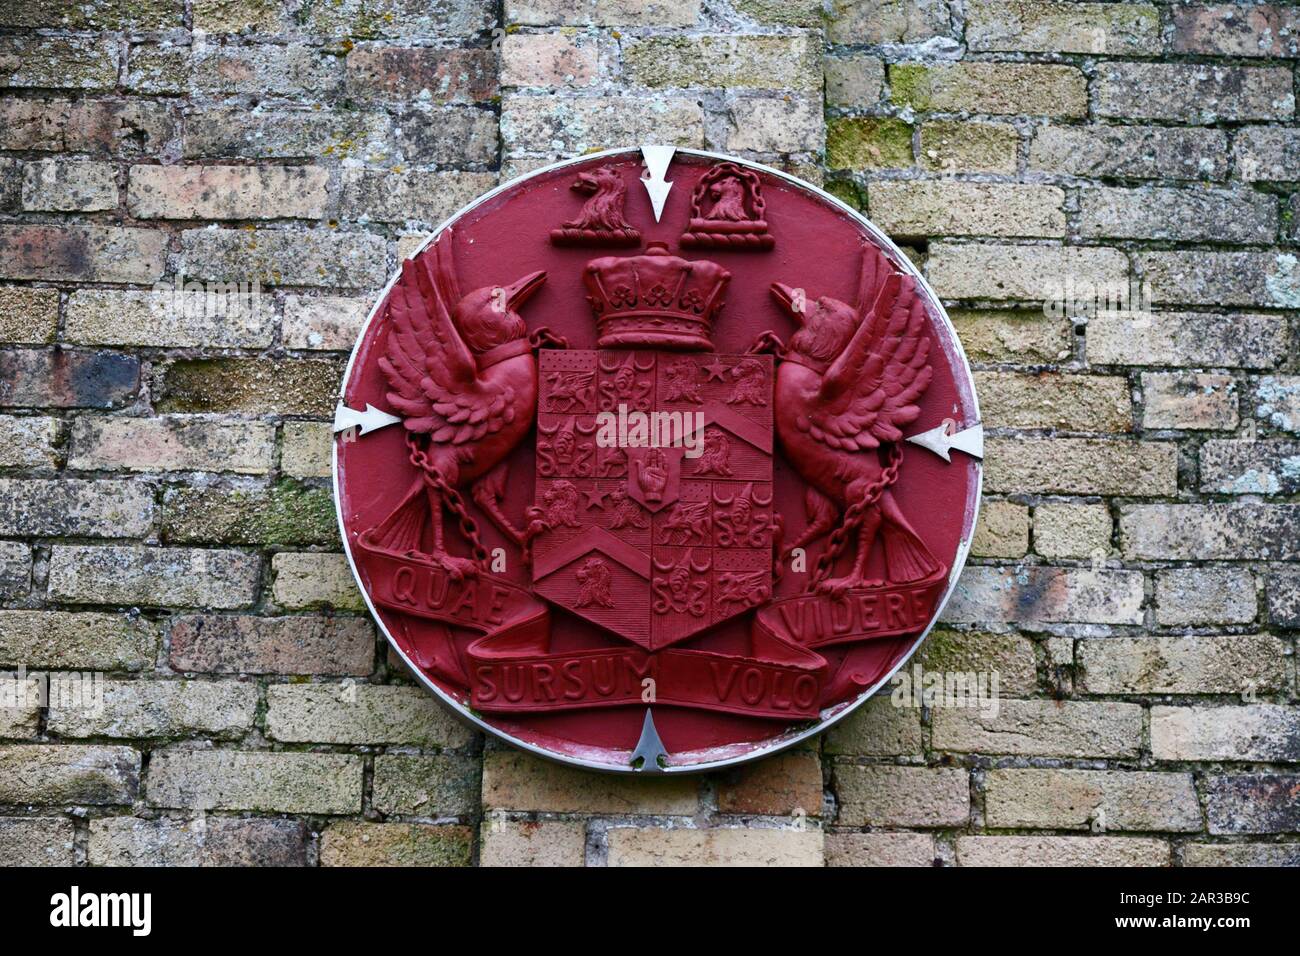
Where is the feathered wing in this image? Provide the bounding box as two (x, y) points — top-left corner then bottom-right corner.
(801, 245), (933, 451)
(377, 233), (518, 445)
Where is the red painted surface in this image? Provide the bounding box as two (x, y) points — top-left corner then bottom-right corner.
(337, 151), (979, 769)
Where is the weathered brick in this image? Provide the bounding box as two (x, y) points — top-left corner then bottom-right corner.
(320, 821), (473, 866)
(0, 36), (119, 90)
(835, 764), (968, 827)
(281, 422), (331, 479)
(956, 835), (1169, 867)
(1184, 843), (1300, 867)
(0, 611), (158, 671)
(1202, 440), (1300, 496)
(825, 832), (935, 867)
(0, 542), (31, 598)
(1033, 502), (1111, 560)
(162, 482), (337, 547)
(69, 416), (275, 475)
(48, 680), (257, 740)
(0, 817), (75, 866)
(500, 33), (598, 89)
(891, 62), (1087, 117)
(984, 438), (1177, 495)
(606, 827), (822, 866)
(346, 45), (496, 102)
(299, 0), (493, 36)
(826, 117), (913, 170)
(933, 699), (1143, 758)
(393, 104), (497, 167)
(169, 614), (372, 676)
(943, 566), (1143, 625)
(191, 0), (285, 32)
(985, 769), (1200, 832)
(971, 500), (1029, 559)
(725, 96), (824, 154)
(507, 0), (700, 26)
(917, 628), (1039, 696)
(184, 106), (391, 163)
(1080, 634), (1287, 695)
(154, 358), (341, 415)
(1142, 372), (1239, 431)
(824, 692), (924, 757)
(480, 819), (586, 867)
(0, 478), (154, 538)
(66, 288), (273, 350)
(129, 165), (328, 220)
(0, 350), (139, 410)
(1081, 187), (1276, 244)
(283, 295), (368, 351)
(919, 120), (1018, 174)
(340, 169), (495, 226)
(482, 749), (697, 813)
(0, 97), (178, 157)
(147, 749), (363, 813)
(1153, 704), (1300, 762)
(1205, 774), (1300, 834)
(978, 371), (1129, 432)
(870, 182), (1064, 239)
(179, 227), (388, 289)
(825, 54), (884, 108)
(186, 43), (342, 98)
(1120, 503), (1300, 560)
(266, 683), (473, 747)
(22, 160), (118, 212)
(716, 750), (821, 816)
(501, 94), (704, 158)
(0, 415), (60, 468)
(1236, 127), (1300, 182)
(1268, 564), (1300, 626)
(47, 545), (261, 609)
(967, 1), (1160, 54)
(89, 816), (308, 866)
(826, 0), (952, 43)
(1155, 567), (1257, 626)
(1097, 63), (1294, 122)
(1173, 3), (1300, 57)
(1029, 125), (1228, 180)
(0, 287), (57, 345)
(271, 552), (365, 610)
(624, 34), (820, 91)
(1, 0), (183, 29)
(372, 754), (481, 816)
(950, 310), (1071, 364)
(1256, 375), (1300, 434)
(0, 745), (139, 805)
(928, 242), (1126, 302)
(0, 675), (40, 738)
(1089, 311), (1286, 368)
(0, 225), (166, 283)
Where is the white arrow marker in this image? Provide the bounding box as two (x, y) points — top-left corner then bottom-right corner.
(333, 402), (402, 436)
(640, 144), (676, 222)
(907, 422), (984, 463)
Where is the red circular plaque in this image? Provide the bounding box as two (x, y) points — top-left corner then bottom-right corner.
(335, 148), (981, 772)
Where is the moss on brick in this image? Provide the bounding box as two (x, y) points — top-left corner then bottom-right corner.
(888, 64), (931, 109)
(163, 480), (339, 547)
(824, 177), (865, 211)
(826, 117), (913, 171)
(155, 358), (341, 415)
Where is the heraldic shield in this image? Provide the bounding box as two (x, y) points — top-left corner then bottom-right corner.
(532, 348), (775, 651)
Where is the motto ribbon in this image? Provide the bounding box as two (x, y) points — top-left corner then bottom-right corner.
(357, 527), (946, 722)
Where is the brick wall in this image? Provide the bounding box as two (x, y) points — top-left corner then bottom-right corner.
(1, 0), (1298, 867)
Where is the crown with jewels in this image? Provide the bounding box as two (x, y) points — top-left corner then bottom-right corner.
(582, 242), (730, 351)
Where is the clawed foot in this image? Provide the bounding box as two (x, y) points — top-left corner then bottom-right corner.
(816, 574), (883, 597)
(432, 551), (481, 582)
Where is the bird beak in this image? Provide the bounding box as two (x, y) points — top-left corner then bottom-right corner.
(770, 282), (803, 322)
(503, 271), (547, 309)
